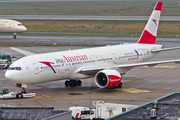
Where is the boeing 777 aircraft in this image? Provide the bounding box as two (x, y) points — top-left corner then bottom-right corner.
(0, 19), (27, 39)
(5, 2), (180, 91)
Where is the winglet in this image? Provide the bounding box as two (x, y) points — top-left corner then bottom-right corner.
(137, 2), (163, 44)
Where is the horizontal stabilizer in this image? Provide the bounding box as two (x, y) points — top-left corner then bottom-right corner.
(151, 47), (180, 52)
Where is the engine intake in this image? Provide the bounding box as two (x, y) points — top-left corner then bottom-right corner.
(95, 69), (121, 88)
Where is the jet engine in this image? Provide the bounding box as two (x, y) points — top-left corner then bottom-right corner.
(95, 69), (121, 88)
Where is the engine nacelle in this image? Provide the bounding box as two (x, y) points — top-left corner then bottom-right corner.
(95, 69), (121, 88)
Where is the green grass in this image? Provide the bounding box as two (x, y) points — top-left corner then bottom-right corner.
(0, 0), (179, 16)
(17, 20), (180, 36)
(1, 32), (180, 38)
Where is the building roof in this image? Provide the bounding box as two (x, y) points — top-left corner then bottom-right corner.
(106, 92), (180, 120)
(0, 107), (66, 120)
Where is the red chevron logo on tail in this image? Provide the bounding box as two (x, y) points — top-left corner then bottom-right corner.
(152, 19), (157, 26)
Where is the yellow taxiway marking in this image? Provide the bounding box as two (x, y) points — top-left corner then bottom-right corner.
(114, 88), (151, 93)
(33, 95), (52, 99)
(144, 65), (177, 69)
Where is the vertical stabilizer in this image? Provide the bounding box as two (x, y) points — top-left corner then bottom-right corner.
(138, 2), (163, 44)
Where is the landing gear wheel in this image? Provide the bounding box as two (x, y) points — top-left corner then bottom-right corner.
(77, 80), (82, 86)
(70, 80), (74, 86)
(13, 35), (16, 39)
(118, 82), (122, 88)
(70, 80), (77, 86)
(65, 81), (69, 87)
(16, 93), (23, 98)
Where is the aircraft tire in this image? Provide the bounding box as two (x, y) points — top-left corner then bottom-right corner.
(77, 80), (82, 86)
(70, 80), (75, 86)
(65, 81), (69, 87)
(118, 82), (122, 88)
(13, 35), (16, 39)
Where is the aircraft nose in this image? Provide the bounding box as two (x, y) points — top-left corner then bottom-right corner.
(23, 26), (27, 31)
(5, 71), (14, 81)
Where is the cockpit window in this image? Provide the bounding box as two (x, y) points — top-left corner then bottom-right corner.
(8, 67), (22, 71)
(18, 24), (24, 26)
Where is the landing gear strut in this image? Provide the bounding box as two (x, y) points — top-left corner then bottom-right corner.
(13, 35), (16, 39)
(21, 87), (27, 94)
(115, 82), (122, 88)
(118, 82), (122, 88)
(13, 33), (17, 39)
(65, 79), (82, 87)
(16, 83), (27, 93)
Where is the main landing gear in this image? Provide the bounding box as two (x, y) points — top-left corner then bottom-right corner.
(65, 79), (82, 87)
(115, 82), (122, 88)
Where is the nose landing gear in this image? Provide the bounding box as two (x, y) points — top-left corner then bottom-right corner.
(16, 83), (27, 93)
(13, 33), (17, 39)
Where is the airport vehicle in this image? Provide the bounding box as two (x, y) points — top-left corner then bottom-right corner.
(69, 106), (91, 120)
(0, 19), (27, 39)
(11, 56), (18, 63)
(69, 101), (137, 120)
(2, 55), (11, 62)
(5, 2), (180, 90)
(0, 59), (11, 69)
(0, 88), (36, 99)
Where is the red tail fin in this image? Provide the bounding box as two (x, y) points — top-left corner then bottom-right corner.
(138, 2), (163, 44)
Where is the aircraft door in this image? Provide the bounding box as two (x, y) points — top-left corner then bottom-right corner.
(33, 63), (39, 74)
(54, 68), (60, 78)
(9, 22), (13, 28)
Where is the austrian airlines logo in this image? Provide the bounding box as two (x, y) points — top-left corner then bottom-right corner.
(152, 19), (157, 26)
(39, 61), (56, 73)
(134, 49), (139, 59)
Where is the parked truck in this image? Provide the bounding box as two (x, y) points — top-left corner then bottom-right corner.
(0, 59), (11, 69)
(69, 101), (138, 120)
(0, 55), (12, 69)
(69, 106), (91, 120)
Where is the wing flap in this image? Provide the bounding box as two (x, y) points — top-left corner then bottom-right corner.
(10, 47), (35, 56)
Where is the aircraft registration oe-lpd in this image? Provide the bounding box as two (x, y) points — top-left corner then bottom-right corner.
(0, 19), (27, 39)
(5, 2), (180, 91)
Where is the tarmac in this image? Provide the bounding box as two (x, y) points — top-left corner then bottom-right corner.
(0, 45), (180, 109)
(0, 36), (180, 47)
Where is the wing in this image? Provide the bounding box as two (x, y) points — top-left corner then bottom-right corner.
(10, 47), (35, 56)
(76, 59), (180, 74)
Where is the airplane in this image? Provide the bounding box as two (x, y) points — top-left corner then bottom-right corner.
(4, 2), (180, 91)
(0, 19), (27, 39)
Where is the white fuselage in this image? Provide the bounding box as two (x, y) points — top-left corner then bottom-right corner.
(5, 43), (162, 84)
(0, 19), (27, 33)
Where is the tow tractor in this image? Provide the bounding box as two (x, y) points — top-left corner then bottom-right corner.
(0, 88), (36, 99)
